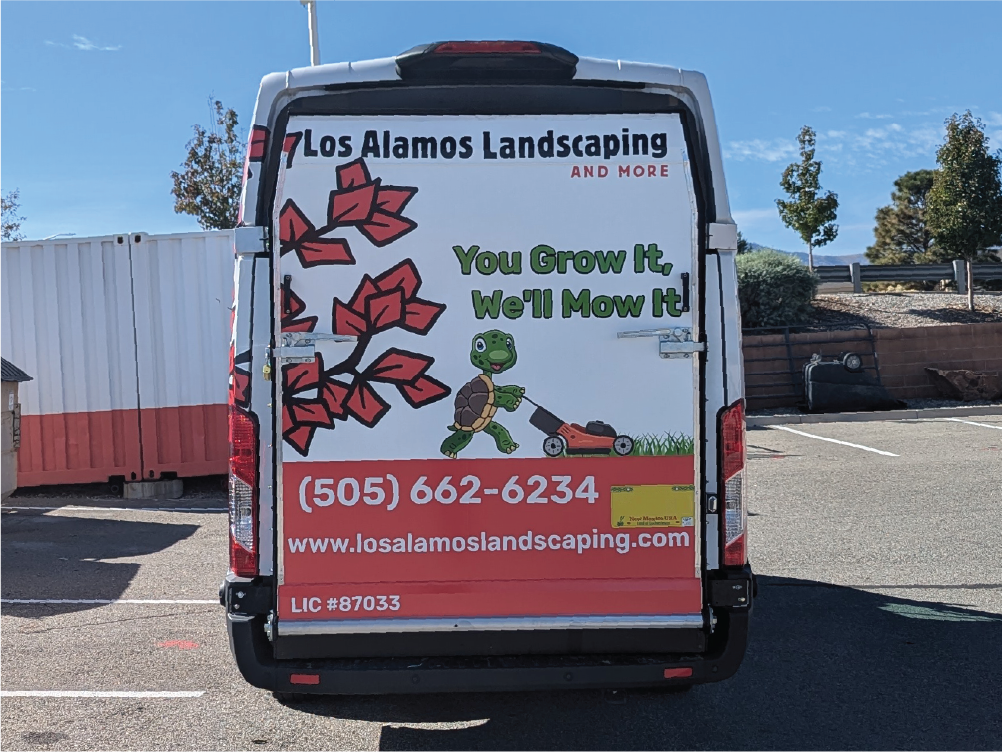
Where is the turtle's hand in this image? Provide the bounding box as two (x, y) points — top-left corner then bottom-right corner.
(496, 385), (524, 411)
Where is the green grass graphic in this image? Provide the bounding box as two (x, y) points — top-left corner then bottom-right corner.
(629, 432), (695, 457)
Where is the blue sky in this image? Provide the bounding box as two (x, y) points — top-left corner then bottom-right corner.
(2, 1), (1001, 255)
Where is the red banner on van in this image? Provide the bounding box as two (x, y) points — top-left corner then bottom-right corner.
(279, 455), (699, 621)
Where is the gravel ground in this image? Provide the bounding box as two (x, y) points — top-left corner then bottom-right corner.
(805, 291), (1002, 330)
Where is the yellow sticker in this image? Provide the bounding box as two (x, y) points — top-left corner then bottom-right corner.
(611, 484), (695, 528)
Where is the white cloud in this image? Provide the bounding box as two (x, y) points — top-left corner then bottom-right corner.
(724, 138), (798, 162)
(900, 108), (951, 118)
(849, 123), (941, 158)
(987, 112), (1002, 126)
(45, 35), (121, 52)
(732, 208), (777, 226)
(0, 79), (35, 92)
(725, 105), (970, 172)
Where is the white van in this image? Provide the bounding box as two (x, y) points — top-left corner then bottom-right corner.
(221, 41), (751, 695)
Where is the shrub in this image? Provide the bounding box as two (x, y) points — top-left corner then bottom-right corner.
(736, 249), (818, 328)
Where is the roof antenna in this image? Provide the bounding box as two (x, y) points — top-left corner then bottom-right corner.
(299, 0), (321, 66)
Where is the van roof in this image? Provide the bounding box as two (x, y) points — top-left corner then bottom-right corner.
(241, 42), (732, 225)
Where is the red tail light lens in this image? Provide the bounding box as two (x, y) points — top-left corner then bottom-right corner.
(433, 41), (541, 54)
(720, 401), (747, 567)
(229, 405), (258, 577)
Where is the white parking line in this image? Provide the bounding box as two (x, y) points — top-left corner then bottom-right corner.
(0, 691), (204, 698)
(2, 599), (217, 605)
(942, 418), (1002, 430)
(770, 425), (899, 457)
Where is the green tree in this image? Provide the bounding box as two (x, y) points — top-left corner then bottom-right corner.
(926, 111), (1002, 311)
(776, 126), (839, 270)
(736, 230), (750, 254)
(866, 169), (937, 265)
(2, 188), (25, 241)
(170, 100), (243, 230)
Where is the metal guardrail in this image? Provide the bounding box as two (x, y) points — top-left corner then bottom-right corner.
(973, 265), (1002, 281)
(815, 261), (1002, 291)
(860, 263), (956, 282)
(815, 266), (852, 283)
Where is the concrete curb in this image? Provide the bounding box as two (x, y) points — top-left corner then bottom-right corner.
(747, 404), (1002, 427)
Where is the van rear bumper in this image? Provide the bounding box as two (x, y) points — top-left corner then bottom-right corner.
(225, 604), (750, 695)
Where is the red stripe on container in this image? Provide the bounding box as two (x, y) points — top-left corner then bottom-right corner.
(17, 404), (227, 487)
(139, 404), (228, 479)
(17, 410), (143, 486)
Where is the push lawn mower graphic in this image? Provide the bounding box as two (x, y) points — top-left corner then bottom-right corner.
(524, 397), (634, 457)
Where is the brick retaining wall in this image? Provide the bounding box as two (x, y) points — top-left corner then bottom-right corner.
(873, 322), (1002, 400)
(743, 322), (1002, 411)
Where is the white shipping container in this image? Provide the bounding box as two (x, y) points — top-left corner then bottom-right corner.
(1, 230), (233, 486)
(131, 231), (234, 479)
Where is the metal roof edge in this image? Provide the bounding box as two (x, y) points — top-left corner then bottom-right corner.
(1, 358), (33, 382)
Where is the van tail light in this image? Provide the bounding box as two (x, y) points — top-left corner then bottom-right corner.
(720, 400), (747, 567)
(229, 405), (259, 577)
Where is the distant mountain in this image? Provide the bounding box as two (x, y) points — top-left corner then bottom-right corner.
(783, 251), (869, 267)
(745, 243), (867, 267)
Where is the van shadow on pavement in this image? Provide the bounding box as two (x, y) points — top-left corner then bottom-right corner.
(0, 510), (199, 615)
(285, 576), (1002, 750)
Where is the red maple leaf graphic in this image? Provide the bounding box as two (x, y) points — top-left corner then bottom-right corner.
(275, 162), (446, 453)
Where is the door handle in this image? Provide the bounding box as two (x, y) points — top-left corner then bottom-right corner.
(617, 327), (705, 359)
(275, 332), (358, 363)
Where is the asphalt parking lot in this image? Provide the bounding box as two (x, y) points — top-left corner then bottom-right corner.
(2, 415), (1000, 750)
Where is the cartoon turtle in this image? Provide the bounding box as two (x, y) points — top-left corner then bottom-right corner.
(441, 330), (525, 458)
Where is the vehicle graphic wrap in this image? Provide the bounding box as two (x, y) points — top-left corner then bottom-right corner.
(275, 113), (701, 623)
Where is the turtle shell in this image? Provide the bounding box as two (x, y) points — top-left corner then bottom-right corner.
(453, 374), (497, 432)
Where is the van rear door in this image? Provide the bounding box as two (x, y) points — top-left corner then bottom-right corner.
(270, 88), (705, 637)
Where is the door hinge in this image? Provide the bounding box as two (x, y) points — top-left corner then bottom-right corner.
(617, 327), (706, 359)
(708, 222), (738, 251)
(234, 225), (269, 256)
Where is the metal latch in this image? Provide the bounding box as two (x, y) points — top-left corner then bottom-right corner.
(617, 327), (706, 359)
(275, 331), (357, 363)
